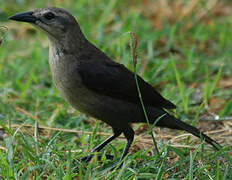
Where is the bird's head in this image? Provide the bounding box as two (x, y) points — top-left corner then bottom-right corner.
(9, 7), (84, 43)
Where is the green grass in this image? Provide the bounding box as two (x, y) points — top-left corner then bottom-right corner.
(0, 0), (232, 179)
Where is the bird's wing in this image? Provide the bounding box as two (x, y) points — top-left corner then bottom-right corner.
(79, 59), (176, 109)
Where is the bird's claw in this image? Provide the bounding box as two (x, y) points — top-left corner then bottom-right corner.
(81, 154), (94, 162)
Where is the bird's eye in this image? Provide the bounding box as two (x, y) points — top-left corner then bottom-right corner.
(44, 12), (55, 20)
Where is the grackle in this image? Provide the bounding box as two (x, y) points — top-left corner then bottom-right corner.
(9, 7), (221, 166)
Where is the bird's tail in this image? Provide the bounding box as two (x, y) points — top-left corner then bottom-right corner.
(155, 114), (221, 150)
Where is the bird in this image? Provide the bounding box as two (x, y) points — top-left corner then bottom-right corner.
(9, 7), (221, 165)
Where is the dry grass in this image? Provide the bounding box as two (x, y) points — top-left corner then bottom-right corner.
(142, 0), (232, 29)
(0, 106), (230, 154)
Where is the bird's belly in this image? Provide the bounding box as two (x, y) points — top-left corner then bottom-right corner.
(52, 73), (92, 112)
(65, 88), (146, 127)
(55, 79), (140, 124)
(54, 74), (165, 127)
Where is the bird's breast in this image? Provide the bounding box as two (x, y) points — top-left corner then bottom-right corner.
(48, 48), (97, 113)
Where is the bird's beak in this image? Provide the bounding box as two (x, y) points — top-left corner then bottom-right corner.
(9, 11), (37, 23)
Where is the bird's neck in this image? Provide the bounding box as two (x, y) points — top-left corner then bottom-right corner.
(48, 27), (88, 56)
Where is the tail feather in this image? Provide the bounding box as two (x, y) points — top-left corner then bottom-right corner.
(156, 114), (221, 150)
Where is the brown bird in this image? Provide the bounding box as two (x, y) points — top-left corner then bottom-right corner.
(9, 7), (221, 165)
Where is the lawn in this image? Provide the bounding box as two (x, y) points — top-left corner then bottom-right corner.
(0, 0), (231, 179)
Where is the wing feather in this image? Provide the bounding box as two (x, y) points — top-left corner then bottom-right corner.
(79, 59), (176, 109)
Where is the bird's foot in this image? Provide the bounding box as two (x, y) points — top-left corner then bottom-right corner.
(81, 154), (94, 162)
(81, 153), (114, 163)
(116, 162), (123, 170)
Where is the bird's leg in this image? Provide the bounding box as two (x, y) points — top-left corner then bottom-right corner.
(117, 126), (134, 168)
(81, 128), (122, 162)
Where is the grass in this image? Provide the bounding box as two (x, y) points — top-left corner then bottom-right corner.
(0, 0), (232, 179)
